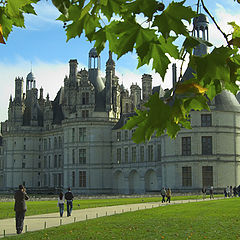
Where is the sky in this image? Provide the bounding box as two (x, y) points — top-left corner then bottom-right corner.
(0, 0), (240, 122)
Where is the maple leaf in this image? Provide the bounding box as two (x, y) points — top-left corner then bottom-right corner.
(153, 1), (196, 38)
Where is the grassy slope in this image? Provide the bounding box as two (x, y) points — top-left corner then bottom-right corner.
(5, 198), (239, 240)
(0, 195), (217, 219)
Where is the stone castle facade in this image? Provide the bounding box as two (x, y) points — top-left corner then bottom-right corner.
(1, 14), (240, 194)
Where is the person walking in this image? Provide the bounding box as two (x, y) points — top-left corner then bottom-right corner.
(161, 187), (166, 203)
(226, 186), (230, 197)
(65, 188), (74, 217)
(166, 188), (171, 203)
(209, 186), (214, 199)
(57, 192), (65, 217)
(14, 185), (29, 234)
(202, 187), (207, 200)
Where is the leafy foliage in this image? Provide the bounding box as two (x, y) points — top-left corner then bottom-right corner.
(1, 0), (240, 143)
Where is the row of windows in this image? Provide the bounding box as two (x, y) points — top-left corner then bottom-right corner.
(44, 136), (63, 150)
(44, 155), (62, 169)
(72, 149), (86, 164)
(116, 129), (136, 141)
(116, 145), (161, 164)
(72, 128), (86, 142)
(182, 166), (213, 187)
(182, 136), (212, 156)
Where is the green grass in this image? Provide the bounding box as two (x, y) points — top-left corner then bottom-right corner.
(5, 198), (239, 240)
(0, 194), (221, 219)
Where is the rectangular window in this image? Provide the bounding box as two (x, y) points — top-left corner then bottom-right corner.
(82, 110), (89, 118)
(58, 155), (62, 168)
(22, 162), (26, 168)
(72, 128), (75, 142)
(182, 137), (191, 156)
(79, 171), (86, 187)
(38, 162), (41, 169)
(44, 139), (47, 150)
(48, 138), (51, 149)
(59, 136), (62, 148)
(54, 155), (57, 168)
(140, 146), (144, 162)
(72, 149), (75, 164)
(54, 137), (57, 148)
(72, 171), (75, 187)
(157, 144), (161, 161)
(132, 146), (137, 163)
(124, 130), (128, 140)
(79, 128), (86, 142)
(23, 145), (26, 150)
(148, 145), (153, 162)
(117, 132), (121, 141)
(82, 92), (89, 105)
(201, 114), (212, 127)
(124, 148), (128, 163)
(182, 167), (192, 187)
(117, 148), (121, 164)
(202, 166), (213, 187)
(48, 156), (51, 168)
(202, 136), (212, 155)
(79, 149), (86, 164)
(44, 156), (47, 168)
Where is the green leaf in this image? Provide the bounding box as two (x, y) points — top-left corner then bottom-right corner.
(6, 0), (33, 17)
(21, 4), (37, 15)
(52, 0), (71, 16)
(153, 0), (196, 38)
(124, 0), (159, 20)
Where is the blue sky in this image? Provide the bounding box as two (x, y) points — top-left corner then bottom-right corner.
(0, 0), (239, 122)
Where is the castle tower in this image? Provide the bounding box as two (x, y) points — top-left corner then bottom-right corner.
(15, 77), (23, 104)
(193, 13), (209, 56)
(130, 83), (141, 110)
(105, 51), (115, 111)
(142, 74), (152, 102)
(69, 59), (78, 83)
(88, 48), (104, 92)
(26, 72), (36, 92)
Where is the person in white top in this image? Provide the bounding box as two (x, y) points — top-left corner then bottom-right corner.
(57, 192), (65, 217)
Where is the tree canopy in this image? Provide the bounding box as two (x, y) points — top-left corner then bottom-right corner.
(1, 0), (240, 143)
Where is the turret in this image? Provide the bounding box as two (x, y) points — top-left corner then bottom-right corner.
(69, 59), (78, 83)
(15, 77), (23, 104)
(88, 48), (104, 92)
(193, 13), (209, 56)
(142, 74), (152, 101)
(130, 83), (141, 110)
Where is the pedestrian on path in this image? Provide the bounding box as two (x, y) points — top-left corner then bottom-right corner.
(202, 187), (207, 200)
(209, 186), (214, 199)
(161, 187), (166, 203)
(65, 187), (74, 217)
(57, 192), (65, 217)
(14, 185), (29, 234)
(166, 188), (171, 203)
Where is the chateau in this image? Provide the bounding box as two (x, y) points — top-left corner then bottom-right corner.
(1, 14), (240, 194)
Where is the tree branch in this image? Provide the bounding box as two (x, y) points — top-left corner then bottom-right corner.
(201, 0), (230, 47)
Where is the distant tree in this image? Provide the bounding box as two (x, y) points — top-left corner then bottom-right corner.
(1, 0), (240, 143)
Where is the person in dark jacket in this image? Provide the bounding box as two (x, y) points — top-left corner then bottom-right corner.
(65, 187), (74, 217)
(14, 185), (29, 234)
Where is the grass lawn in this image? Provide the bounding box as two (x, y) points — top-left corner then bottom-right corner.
(5, 198), (239, 240)
(0, 194), (221, 219)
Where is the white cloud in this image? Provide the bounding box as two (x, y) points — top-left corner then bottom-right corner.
(209, 3), (240, 47)
(24, 1), (62, 31)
